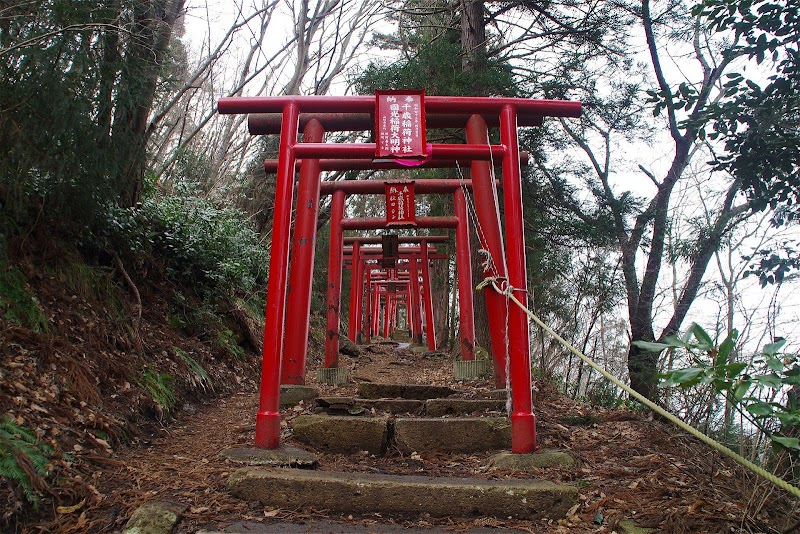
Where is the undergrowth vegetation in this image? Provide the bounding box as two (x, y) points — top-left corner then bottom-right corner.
(92, 183), (268, 300)
(0, 417), (52, 508)
(0, 180), (267, 527)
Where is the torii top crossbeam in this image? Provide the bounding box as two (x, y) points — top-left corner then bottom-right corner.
(218, 95), (580, 119)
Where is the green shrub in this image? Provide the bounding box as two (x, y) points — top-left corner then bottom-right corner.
(0, 418), (52, 506)
(585, 380), (624, 409)
(0, 267), (48, 332)
(176, 347), (212, 392)
(217, 328), (246, 360)
(138, 366), (176, 418)
(93, 186), (269, 299)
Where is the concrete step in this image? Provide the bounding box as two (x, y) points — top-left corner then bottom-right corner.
(292, 415), (388, 455)
(316, 397), (424, 415)
(394, 417), (510, 453)
(315, 397), (505, 416)
(228, 468), (576, 520)
(357, 383), (457, 400)
(425, 398), (506, 416)
(291, 415), (512, 454)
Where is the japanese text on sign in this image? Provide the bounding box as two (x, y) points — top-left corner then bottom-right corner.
(375, 90), (427, 158)
(385, 182), (416, 227)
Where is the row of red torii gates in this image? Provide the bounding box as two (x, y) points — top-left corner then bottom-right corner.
(218, 92), (581, 454)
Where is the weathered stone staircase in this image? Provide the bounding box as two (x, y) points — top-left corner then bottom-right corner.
(225, 377), (578, 521)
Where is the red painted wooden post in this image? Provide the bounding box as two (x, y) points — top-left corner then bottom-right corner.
(364, 264), (373, 343)
(409, 257), (423, 344)
(354, 253), (366, 343)
(282, 119), (325, 385)
(454, 189), (476, 361)
(348, 241), (361, 342)
(324, 190), (345, 368)
(420, 240), (437, 350)
(255, 101), (299, 449)
(466, 114), (510, 387)
(382, 292), (390, 339)
(372, 283), (380, 338)
(500, 104), (537, 453)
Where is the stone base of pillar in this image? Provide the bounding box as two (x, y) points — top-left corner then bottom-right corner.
(317, 367), (350, 385)
(452, 359), (489, 380)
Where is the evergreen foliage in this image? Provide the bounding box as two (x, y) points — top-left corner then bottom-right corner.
(138, 365), (176, 418)
(92, 184), (269, 300)
(0, 266), (48, 332)
(0, 417), (52, 507)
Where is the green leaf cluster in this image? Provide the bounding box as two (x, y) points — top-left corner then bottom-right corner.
(91, 187), (269, 299)
(637, 325), (800, 453)
(0, 417), (52, 507)
(137, 365), (176, 418)
(0, 266), (48, 332)
(692, 0), (799, 215)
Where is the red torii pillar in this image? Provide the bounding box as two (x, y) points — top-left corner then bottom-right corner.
(409, 257), (423, 344)
(419, 239), (436, 350)
(364, 263), (374, 343)
(454, 189), (475, 361)
(467, 115), (510, 388)
(347, 241), (362, 342)
(282, 120), (325, 385)
(500, 105), (536, 453)
(324, 190), (346, 368)
(250, 101), (298, 449)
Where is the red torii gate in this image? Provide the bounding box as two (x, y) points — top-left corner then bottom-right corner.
(218, 93), (581, 454)
(342, 244), (437, 340)
(337, 215), (460, 356)
(318, 180), (471, 372)
(327, 178), (477, 359)
(344, 247), (448, 349)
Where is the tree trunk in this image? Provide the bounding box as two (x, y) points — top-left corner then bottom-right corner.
(460, 0), (489, 348)
(113, 0), (186, 206)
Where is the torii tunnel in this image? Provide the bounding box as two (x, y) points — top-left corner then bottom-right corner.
(342, 241), (450, 352)
(217, 93), (582, 453)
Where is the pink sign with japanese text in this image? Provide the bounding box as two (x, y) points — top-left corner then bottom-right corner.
(375, 90), (427, 158)
(385, 182), (416, 227)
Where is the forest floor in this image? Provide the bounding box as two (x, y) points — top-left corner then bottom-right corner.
(3, 245), (798, 533)
(60, 344), (800, 533)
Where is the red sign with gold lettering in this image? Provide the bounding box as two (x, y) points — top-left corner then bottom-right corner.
(385, 181), (416, 227)
(375, 90), (427, 159)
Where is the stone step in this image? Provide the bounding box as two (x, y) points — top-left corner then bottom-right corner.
(425, 398), (506, 416)
(357, 383), (457, 400)
(292, 415), (388, 455)
(315, 397), (505, 416)
(228, 468), (577, 520)
(394, 417), (510, 453)
(316, 397), (424, 415)
(291, 414), (512, 454)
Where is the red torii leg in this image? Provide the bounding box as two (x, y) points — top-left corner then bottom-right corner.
(372, 285), (380, 338)
(282, 120), (325, 385)
(324, 190), (346, 368)
(355, 255), (365, 342)
(255, 102), (299, 449)
(500, 105), (536, 453)
(409, 258), (423, 344)
(420, 240), (437, 350)
(363, 264), (373, 343)
(382, 292), (390, 339)
(466, 114), (510, 388)
(454, 189), (476, 361)
(347, 241), (361, 342)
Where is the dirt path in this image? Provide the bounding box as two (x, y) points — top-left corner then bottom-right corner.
(86, 344), (797, 533)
